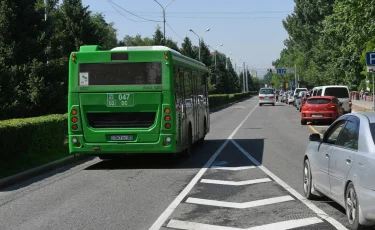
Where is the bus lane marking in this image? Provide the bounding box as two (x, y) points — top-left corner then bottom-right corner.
(231, 139), (347, 230)
(167, 217), (323, 230)
(186, 195), (294, 209)
(148, 105), (259, 230)
(200, 178), (271, 186)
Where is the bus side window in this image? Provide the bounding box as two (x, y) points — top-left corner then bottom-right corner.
(197, 73), (205, 104)
(175, 67), (184, 105)
(184, 70), (193, 107)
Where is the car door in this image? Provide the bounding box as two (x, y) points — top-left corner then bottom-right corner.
(329, 116), (359, 199)
(313, 120), (347, 194)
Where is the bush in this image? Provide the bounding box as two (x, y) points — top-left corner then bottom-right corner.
(209, 91), (256, 109)
(0, 114), (68, 178)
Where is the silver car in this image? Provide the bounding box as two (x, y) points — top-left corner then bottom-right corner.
(303, 112), (375, 229)
(258, 88), (276, 106)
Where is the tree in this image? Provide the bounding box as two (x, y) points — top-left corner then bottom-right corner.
(180, 37), (196, 59)
(152, 25), (164, 45)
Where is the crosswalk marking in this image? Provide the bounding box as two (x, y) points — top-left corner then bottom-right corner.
(186, 195), (294, 209)
(200, 178), (271, 186)
(166, 217), (324, 230)
(211, 166), (256, 171)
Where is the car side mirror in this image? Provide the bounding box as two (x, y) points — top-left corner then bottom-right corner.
(309, 133), (321, 142)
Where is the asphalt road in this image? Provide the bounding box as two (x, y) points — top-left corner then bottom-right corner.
(0, 98), (358, 230)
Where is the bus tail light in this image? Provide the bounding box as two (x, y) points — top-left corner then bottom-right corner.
(164, 108), (171, 114)
(71, 109), (78, 115)
(166, 137), (172, 143)
(165, 115), (171, 121)
(71, 117), (78, 123)
(165, 123), (171, 129)
(72, 124), (78, 130)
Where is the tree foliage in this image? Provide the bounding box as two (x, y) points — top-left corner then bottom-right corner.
(0, 0), (256, 119)
(274, 0), (375, 91)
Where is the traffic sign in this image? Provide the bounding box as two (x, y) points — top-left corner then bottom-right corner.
(367, 66), (375, 73)
(290, 81), (294, 87)
(277, 68), (287, 74)
(366, 52), (375, 66)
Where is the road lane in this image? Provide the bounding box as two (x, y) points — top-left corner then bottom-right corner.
(0, 98), (259, 230)
(0, 99), (354, 230)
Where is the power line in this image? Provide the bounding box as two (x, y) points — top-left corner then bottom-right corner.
(166, 22), (184, 41)
(107, 0), (163, 22)
(106, 0), (145, 22)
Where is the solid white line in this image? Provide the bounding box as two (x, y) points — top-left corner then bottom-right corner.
(186, 195), (294, 209)
(148, 104), (259, 230)
(200, 178), (271, 186)
(231, 139), (348, 230)
(166, 217), (323, 230)
(211, 166), (256, 171)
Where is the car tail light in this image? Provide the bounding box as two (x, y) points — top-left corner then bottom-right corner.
(349, 101), (352, 107)
(259, 96), (264, 99)
(269, 96), (275, 99)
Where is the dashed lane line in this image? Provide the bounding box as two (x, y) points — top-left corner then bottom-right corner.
(200, 178), (272, 186)
(167, 217), (324, 230)
(186, 195), (295, 209)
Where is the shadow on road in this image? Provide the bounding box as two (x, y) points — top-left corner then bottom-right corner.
(84, 138), (265, 171)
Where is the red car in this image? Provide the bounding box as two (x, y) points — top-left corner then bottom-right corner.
(300, 96), (344, 125)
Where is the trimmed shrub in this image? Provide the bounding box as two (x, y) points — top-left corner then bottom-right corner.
(209, 91), (256, 109)
(0, 114), (68, 178)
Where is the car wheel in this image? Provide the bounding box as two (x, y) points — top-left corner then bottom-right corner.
(259, 103), (262, 106)
(272, 103), (275, 106)
(345, 182), (369, 230)
(303, 159), (316, 200)
(301, 120), (307, 125)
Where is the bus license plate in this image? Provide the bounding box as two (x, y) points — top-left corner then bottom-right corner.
(107, 93), (134, 107)
(110, 135), (134, 141)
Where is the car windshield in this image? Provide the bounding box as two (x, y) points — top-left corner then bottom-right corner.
(307, 98), (331, 104)
(324, 87), (349, 98)
(260, 89), (274, 94)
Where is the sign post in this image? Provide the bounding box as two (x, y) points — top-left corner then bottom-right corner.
(366, 52), (375, 111)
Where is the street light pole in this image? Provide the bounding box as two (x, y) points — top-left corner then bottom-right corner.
(189, 28), (210, 61)
(154, 0), (175, 44)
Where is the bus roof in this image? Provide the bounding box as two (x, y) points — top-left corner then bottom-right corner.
(111, 45), (182, 55)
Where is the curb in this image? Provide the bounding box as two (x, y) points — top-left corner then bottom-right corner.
(0, 154), (90, 190)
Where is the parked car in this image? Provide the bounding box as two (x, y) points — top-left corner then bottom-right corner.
(303, 112), (375, 229)
(287, 93), (295, 105)
(297, 92), (310, 112)
(300, 96), (344, 125)
(295, 91), (307, 110)
(258, 88), (276, 106)
(293, 88), (308, 106)
(311, 85), (352, 113)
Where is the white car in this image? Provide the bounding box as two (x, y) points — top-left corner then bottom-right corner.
(258, 88), (276, 106)
(311, 85), (352, 113)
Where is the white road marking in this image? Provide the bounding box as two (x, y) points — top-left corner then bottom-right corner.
(231, 139), (348, 230)
(167, 217), (323, 230)
(148, 104), (259, 230)
(200, 178), (271, 186)
(211, 166), (256, 171)
(186, 195), (294, 209)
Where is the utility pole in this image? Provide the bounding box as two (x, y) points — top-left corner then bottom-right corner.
(44, 0), (49, 65)
(242, 62), (246, 93)
(246, 65), (249, 91)
(295, 63), (297, 89)
(154, 0), (175, 45)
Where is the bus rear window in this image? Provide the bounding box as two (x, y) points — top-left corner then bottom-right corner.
(79, 62), (162, 86)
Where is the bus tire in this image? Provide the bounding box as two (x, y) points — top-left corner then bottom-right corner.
(184, 125), (193, 157)
(197, 119), (207, 145)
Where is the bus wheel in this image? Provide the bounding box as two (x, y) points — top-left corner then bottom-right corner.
(184, 126), (193, 157)
(197, 120), (207, 145)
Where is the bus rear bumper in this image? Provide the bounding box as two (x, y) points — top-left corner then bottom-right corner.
(68, 135), (178, 155)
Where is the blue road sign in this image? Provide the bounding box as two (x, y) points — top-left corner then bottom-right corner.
(277, 68), (287, 74)
(366, 52), (375, 66)
(290, 81), (294, 87)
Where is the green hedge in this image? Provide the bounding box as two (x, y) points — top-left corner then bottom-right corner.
(0, 91), (255, 179)
(209, 91), (256, 109)
(0, 114), (68, 179)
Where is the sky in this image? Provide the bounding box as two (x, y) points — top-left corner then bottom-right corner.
(81, 0), (295, 78)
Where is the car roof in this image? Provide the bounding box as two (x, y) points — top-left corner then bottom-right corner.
(313, 85), (349, 89)
(353, 112), (375, 123)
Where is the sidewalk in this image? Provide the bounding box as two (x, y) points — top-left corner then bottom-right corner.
(352, 100), (374, 111)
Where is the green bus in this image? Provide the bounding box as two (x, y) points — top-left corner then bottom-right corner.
(68, 45), (210, 158)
